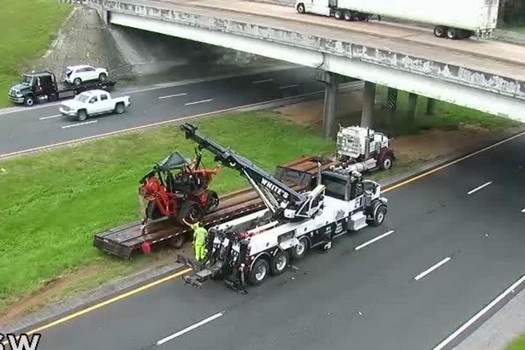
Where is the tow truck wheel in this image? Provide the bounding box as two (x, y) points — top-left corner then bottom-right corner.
(248, 258), (269, 286)
(24, 96), (34, 106)
(370, 203), (387, 227)
(270, 250), (289, 275)
(290, 237), (308, 260)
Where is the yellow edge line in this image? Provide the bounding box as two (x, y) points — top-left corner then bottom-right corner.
(6, 130), (525, 340)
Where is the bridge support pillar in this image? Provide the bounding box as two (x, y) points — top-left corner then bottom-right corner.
(426, 98), (436, 115)
(361, 81), (376, 128)
(316, 70), (339, 138)
(408, 93), (418, 119)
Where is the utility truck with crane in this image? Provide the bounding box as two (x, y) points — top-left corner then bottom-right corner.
(177, 123), (389, 292)
(295, 0), (499, 40)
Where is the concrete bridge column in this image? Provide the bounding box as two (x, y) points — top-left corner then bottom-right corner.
(315, 70), (339, 138)
(361, 81), (376, 128)
(408, 92), (418, 119)
(426, 98), (436, 115)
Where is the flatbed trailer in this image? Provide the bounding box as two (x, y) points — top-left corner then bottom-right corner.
(93, 155), (340, 259)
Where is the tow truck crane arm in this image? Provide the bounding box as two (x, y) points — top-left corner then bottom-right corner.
(180, 123), (324, 220)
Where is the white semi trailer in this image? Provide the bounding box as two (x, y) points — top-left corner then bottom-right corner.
(295, 0), (500, 40)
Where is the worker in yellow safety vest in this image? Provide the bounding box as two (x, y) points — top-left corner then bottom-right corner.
(183, 219), (208, 262)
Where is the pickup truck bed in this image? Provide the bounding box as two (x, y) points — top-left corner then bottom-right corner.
(93, 155), (340, 259)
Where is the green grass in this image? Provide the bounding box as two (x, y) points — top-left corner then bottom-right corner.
(507, 334), (525, 350)
(0, 0), (72, 107)
(0, 112), (334, 312)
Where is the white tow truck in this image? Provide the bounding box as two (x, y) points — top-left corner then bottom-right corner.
(177, 123), (389, 292)
(59, 90), (131, 121)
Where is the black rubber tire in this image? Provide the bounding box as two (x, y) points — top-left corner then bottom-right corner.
(145, 201), (163, 220)
(166, 234), (185, 249)
(434, 26), (446, 38)
(370, 203), (387, 227)
(73, 77), (82, 86)
(114, 102), (125, 114)
(290, 237), (308, 260)
(343, 11), (353, 21)
(99, 73), (108, 82)
(380, 155), (394, 170)
(296, 3), (305, 14)
(77, 109), (88, 121)
(248, 258), (270, 286)
(334, 10), (343, 20)
(204, 190), (219, 213)
(446, 27), (458, 40)
(270, 250), (289, 276)
(24, 96), (34, 106)
(178, 201), (204, 224)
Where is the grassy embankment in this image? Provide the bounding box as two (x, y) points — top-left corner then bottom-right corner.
(0, 0), (72, 107)
(507, 334), (525, 350)
(0, 93), (522, 316)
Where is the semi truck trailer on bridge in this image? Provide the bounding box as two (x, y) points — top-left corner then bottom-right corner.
(295, 0), (499, 40)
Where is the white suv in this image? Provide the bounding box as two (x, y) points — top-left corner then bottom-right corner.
(64, 65), (109, 86)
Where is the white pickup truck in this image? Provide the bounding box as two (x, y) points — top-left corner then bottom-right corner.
(59, 90), (131, 121)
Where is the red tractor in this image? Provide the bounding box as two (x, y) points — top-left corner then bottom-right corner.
(138, 148), (221, 230)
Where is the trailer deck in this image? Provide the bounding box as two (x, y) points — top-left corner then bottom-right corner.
(93, 155), (340, 259)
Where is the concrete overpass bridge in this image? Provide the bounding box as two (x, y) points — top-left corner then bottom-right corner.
(87, 0), (525, 136)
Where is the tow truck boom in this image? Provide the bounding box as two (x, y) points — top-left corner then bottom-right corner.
(180, 123), (323, 220)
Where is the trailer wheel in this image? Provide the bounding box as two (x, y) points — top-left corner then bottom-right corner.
(77, 109), (88, 121)
(296, 3), (305, 14)
(446, 28), (458, 40)
(167, 234), (185, 249)
(370, 203), (387, 227)
(114, 102), (125, 114)
(290, 237), (308, 260)
(343, 11), (353, 21)
(99, 73), (108, 82)
(379, 155), (393, 170)
(248, 258), (269, 286)
(270, 250), (289, 275)
(24, 96), (34, 106)
(434, 26), (446, 38)
(73, 78), (82, 86)
(334, 9), (343, 20)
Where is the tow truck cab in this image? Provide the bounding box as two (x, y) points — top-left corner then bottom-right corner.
(8, 71), (59, 106)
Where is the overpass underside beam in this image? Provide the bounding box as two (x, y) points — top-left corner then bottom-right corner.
(107, 12), (525, 125)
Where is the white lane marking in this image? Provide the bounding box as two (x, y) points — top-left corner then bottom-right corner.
(414, 257), (451, 281)
(354, 230), (394, 251)
(467, 181), (493, 195)
(433, 274), (525, 350)
(156, 312), (223, 346)
(158, 93), (187, 100)
(39, 114), (61, 120)
(61, 120), (98, 129)
(252, 78), (274, 84)
(278, 84), (299, 89)
(185, 99), (213, 106)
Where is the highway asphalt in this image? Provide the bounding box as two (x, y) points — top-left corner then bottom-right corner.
(0, 66), (332, 156)
(26, 132), (525, 350)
